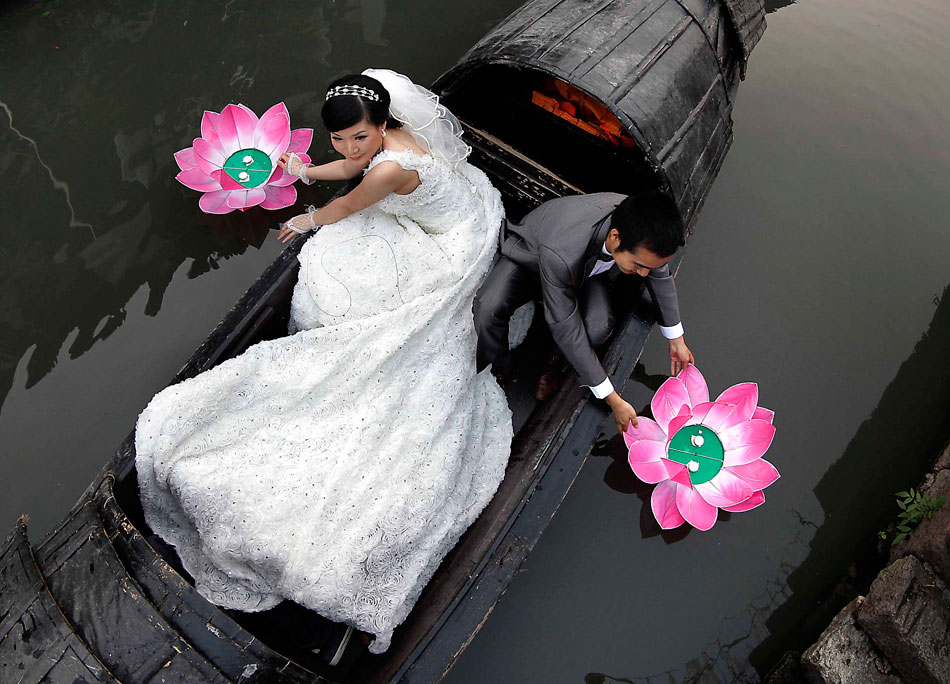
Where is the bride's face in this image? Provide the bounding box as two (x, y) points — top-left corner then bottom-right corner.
(330, 118), (385, 167)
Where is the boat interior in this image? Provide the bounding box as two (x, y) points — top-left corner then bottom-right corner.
(441, 65), (660, 198)
(105, 68), (669, 682)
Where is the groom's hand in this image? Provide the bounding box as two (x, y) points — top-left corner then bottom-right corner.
(668, 336), (695, 376)
(605, 391), (638, 435)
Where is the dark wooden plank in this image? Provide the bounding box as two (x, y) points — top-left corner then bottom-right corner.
(37, 502), (230, 684)
(570, 0), (671, 79)
(94, 477), (327, 684)
(0, 520), (116, 684)
(718, 0), (766, 73)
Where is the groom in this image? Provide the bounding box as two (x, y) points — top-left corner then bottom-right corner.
(473, 191), (694, 434)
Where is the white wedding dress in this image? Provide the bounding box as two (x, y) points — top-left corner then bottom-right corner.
(135, 71), (512, 654)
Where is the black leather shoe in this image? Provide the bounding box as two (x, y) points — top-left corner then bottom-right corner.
(534, 355), (564, 400)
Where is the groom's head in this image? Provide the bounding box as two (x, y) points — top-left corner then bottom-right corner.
(606, 191), (685, 276)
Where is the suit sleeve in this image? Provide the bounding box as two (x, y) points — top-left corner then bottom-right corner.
(644, 262), (684, 339)
(538, 246), (610, 390)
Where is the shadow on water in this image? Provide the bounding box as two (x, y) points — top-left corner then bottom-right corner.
(0, 2), (334, 412)
(745, 281), (950, 673)
(594, 432), (698, 545)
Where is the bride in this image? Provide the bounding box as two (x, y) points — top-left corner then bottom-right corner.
(135, 69), (512, 655)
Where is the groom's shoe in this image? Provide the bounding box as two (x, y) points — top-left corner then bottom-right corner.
(534, 353), (564, 401)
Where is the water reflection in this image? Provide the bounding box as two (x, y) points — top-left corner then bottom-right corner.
(0, 1), (332, 412)
(352, 0), (390, 47)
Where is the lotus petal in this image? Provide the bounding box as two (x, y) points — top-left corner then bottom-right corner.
(722, 490), (765, 513)
(631, 459), (672, 484)
(696, 469), (754, 508)
(200, 111), (224, 154)
(237, 103), (260, 125)
(666, 409), (692, 441)
(623, 417), (667, 448)
(685, 401), (737, 432)
(243, 187), (266, 208)
(720, 419), (776, 466)
(211, 169), (245, 192)
(183, 104), (309, 215)
(193, 138), (225, 176)
(715, 383), (758, 427)
(753, 406), (775, 424)
(627, 439), (665, 464)
(260, 184), (297, 210)
(217, 104), (257, 152)
(651, 376), (691, 435)
(651, 481), (686, 529)
(267, 167), (298, 187)
(726, 459), (780, 491)
(675, 484), (719, 531)
(198, 189), (234, 214)
(288, 127), (314, 154)
(256, 103), (291, 158)
(662, 459), (692, 488)
(677, 365), (709, 407)
(176, 168), (221, 192)
(174, 147), (198, 171)
(296, 153), (312, 164)
(226, 190), (253, 210)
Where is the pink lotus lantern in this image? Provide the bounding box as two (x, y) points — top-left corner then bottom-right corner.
(625, 365), (778, 531)
(174, 103), (312, 214)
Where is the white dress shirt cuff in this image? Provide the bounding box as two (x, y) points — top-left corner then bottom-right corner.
(659, 322), (685, 340)
(589, 377), (614, 399)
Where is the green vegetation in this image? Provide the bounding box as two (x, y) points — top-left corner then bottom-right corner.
(887, 488), (946, 545)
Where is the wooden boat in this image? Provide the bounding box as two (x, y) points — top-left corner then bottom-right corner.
(0, 0), (765, 681)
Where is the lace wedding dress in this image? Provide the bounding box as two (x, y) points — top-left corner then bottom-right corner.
(135, 72), (512, 654)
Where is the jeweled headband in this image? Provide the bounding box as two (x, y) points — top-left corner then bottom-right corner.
(325, 85), (380, 101)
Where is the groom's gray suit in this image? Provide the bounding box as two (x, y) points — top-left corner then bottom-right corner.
(474, 192), (681, 395)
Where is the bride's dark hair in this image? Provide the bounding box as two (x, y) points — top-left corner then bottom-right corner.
(322, 74), (404, 133)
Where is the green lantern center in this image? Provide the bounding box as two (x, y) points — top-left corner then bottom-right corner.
(667, 424), (724, 485)
(222, 148), (273, 188)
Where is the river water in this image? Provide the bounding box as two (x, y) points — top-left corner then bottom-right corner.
(2, 0), (949, 682)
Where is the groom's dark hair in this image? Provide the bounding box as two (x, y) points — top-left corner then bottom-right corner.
(611, 191), (685, 257)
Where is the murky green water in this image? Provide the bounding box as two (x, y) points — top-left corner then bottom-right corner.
(2, 0), (949, 682)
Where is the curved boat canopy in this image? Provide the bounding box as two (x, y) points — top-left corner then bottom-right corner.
(435, 0), (766, 229)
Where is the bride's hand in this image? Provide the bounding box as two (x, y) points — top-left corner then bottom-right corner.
(278, 152), (310, 181)
(278, 212), (318, 243)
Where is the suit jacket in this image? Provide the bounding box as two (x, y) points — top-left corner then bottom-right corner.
(501, 192), (681, 389)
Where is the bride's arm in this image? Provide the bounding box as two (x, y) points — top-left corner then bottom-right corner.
(277, 162), (415, 243)
(278, 154), (365, 181)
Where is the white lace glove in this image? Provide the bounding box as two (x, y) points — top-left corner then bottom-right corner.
(286, 152), (314, 185)
(278, 206), (320, 243)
